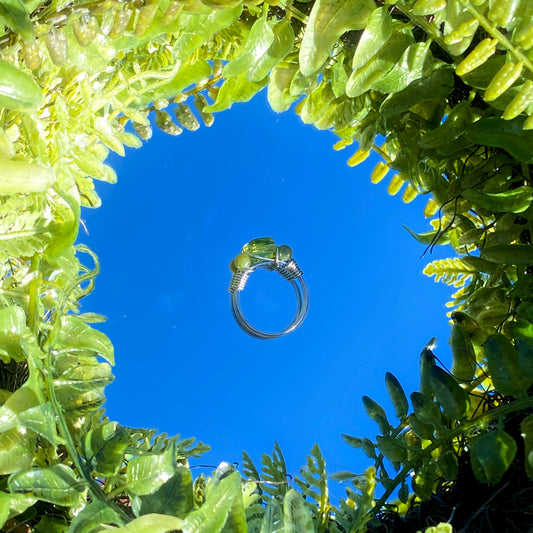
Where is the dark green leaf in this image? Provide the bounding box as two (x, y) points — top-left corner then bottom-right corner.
(465, 117), (533, 162)
(484, 333), (531, 397)
(449, 324), (477, 382)
(511, 319), (533, 380)
(481, 244), (533, 266)
(84, 422), (130, 476)
(470, 430), (517, 484)
(410, 392), (442, 427)
(428, 366), (469, 419)
(385, 372), (408, 420)
(462, 187), (533, 214)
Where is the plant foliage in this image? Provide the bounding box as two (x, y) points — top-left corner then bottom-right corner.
(0, 0), (532, 531)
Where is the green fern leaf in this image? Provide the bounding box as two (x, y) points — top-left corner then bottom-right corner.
(423, 257), (477, 287)
(294, 444), (332, 531)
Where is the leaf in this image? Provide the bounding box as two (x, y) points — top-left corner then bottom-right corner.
(362, 395), (390, 435)
(419, 344), (436, 398)
(8, 464), (86, 506)
(126, 444), (177, 496)
(481, 244), (533, 266)
(54, 360), (114, 391)
(18, 403), (60, 445)
(511, 319), (533, 380)
(0, 305), (31, 362)
(203, 73), (267, 113)
(403, 226), (450, 246)
(428, 366), (469, 419)
(0, 491), (35, 530)
(224, 17), (277, 79)
(379, 67), (454, 117)
(55, 315), (114, 364)
(410, 392), (442, 427)
(465, 117), (533, 162)
(485, 61), (523, 102)
(283, 489), (314, 533)
(384, 372), (408, 420)
(484, 333), (531, 397)
(423, 257), (476, 287)
(371, 41), (432, 94)
(260, 499), (283, 533)
(181, 471), (243, 533)
(248, 18), (294, 83)
(111, 514), (184, 533)
(456, 38), (498, 76)
(83, 421), (130, 476)
(172, 6), (243, 60)
(376, 435), (407, 462)
(267, 62), (299, 113)
(470, 430), (517, 484)
(462, 187), (533, 213)
(437, 449), (459, 482)
(69, 498), (126, 533)
(449, 324), (477, 382)
(132, 466), (194, 518)
(346, 9), (413, 98)
(299, 0), (375, 76)
(0, 0), (33, 42)
(520, 413), (533, 479)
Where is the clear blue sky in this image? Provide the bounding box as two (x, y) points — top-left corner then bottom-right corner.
(82, 90), (454, 502)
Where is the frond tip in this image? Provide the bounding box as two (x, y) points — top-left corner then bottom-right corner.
(423, 257), (477, 287)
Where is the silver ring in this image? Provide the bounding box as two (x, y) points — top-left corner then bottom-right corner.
(228, 238), (309, 339)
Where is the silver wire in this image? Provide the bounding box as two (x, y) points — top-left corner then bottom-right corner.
(228, 259), (309, 340)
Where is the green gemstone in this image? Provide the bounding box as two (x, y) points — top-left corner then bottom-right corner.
(234, 252), (252, 270)
(277, 245), (293, 262)
(242, 237), (277, 262)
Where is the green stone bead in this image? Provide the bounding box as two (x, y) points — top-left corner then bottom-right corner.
(242, 237), (277, 262)
(277, 245), (293, 262)
(234, 252), (252, 270)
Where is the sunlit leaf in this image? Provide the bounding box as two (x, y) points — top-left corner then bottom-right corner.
(283, 489), (314, 532)
(0, 491), (35, 530)
(55, 315), (114, 364)
(132, 466), (194, 518)
(126, 444), (177, 496)
(8, 464), (86, 506)
(299, 0), (374, 76)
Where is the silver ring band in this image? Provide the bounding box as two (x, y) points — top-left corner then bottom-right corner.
(228, 257), (309, 340)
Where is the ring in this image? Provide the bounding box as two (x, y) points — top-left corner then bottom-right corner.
(228, 237), (309, 339)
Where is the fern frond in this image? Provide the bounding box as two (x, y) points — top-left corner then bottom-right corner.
(423, 257), (477, 287)
(294, 444), (332, 532)
(0, 195), (51, 257)
(259, 442), (291, 500)
(332, 466), (377, 533)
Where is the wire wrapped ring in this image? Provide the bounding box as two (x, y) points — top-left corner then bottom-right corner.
(228, 239), (309, 339)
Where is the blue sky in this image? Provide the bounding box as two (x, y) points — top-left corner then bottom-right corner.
(82, 90), (454, 502)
